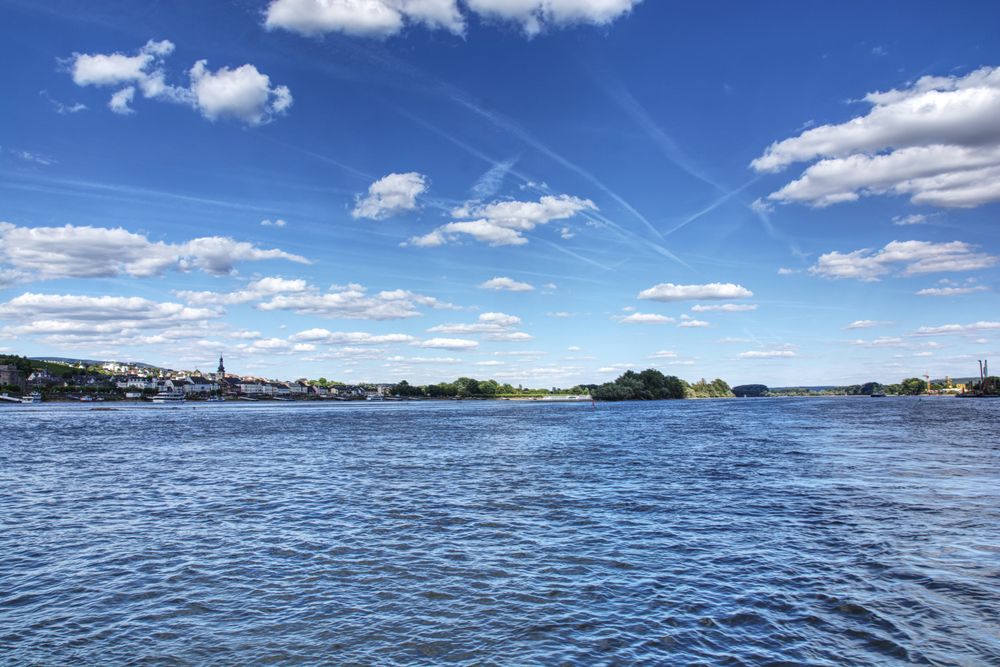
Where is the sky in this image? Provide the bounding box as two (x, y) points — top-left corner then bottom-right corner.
(1, 0), (998, 387)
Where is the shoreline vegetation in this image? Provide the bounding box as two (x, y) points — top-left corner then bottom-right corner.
(2, 354), (996, 403)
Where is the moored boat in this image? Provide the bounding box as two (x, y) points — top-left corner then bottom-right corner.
(21, 391), (42, 404)
(152, 391), (186, 403)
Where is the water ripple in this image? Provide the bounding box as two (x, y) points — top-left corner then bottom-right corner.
(1, 398), (999, 664)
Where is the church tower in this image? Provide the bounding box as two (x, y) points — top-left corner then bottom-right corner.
(217, 355), (225, 379)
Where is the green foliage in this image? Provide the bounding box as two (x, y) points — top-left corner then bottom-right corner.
(899, 377), (928, 395)
(591, 369), (687, 401)
(732, 384), (768, 397)
(685, 378), (733, 398)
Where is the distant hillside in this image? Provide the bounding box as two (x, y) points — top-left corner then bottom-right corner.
(30, 357), (166, 370)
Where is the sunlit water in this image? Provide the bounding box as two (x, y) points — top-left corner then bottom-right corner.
(1, 398), (998, 665)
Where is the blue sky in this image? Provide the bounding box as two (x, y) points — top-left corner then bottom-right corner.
(1, 0), (998, 386)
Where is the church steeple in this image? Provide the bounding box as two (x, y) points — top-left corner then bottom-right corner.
(217, 355), (225, 378)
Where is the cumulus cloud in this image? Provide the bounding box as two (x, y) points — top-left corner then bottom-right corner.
(913, 321), (1000, 336)
(915, 285), (988, 296)
(428, 311), (520, 334)
(616, 312), (673, 324)
(428, 312), (533, 341)
(289, 329), (416, 344)
(739, 350), (796, 359)
(67, 40), (292, 125)
(478, 276), (534, 291)
(809, 240), (997, 281)
(257, 283), (456, 319)
(413, 337), (479, 350)
(844, 319), (890, 329)
(678, 318), (709, 328)
(753, 66), (1000, 208)
(0, 222), (309, 283)
(176, 277), (310, 305)
(0, 292), (222, 346)
(352, 172), (428, 220)
(407, 194), (595, 247)
(264, 0), (641, 38)
(188, 60), (293, 125)
(690, 303), (757, 313)
(638, 282), (753, 302)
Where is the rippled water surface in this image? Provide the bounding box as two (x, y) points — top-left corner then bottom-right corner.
(2, 398), (999, 665)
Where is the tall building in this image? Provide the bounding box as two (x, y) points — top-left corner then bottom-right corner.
(217, 355), (225, 379)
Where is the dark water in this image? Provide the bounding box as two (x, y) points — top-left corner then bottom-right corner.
(1, 398), (998, 665)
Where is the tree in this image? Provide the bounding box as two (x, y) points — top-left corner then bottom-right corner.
(899, 377), (928, 395)
(732, 384), (768, 397)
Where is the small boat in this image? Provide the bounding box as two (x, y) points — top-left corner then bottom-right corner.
(206, 396), (225, 402)
(238, 396), (258, 401)
(21, 391), (42, 404)
(365, 394), (384, 401)
(870, 392), (886, 398)
(152, 391), (186, 403)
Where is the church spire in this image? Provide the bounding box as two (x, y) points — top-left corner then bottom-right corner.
(217, 355), (225, 377)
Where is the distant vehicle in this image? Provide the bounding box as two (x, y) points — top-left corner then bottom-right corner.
(152, 391), (186, 403)
(21, 391), (42, 404)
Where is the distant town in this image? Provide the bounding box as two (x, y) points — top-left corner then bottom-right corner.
(0, 353), (996, 404)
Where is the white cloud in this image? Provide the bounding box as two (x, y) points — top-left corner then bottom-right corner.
(466, 0), (641, 35)
(739, 350), (796, 359)
(809, 240), (997, 281)
(913, 321), (1000, 336)
(265, 0), (466, 37)
(678, 319), (709, 328)
(428, 312), (532, 342)
(428, 311), (520, 334)
(188, 60), (292, 125)
(851, 336), (905, 348)
(777, 267), (799, 275)
(616, 312), (673, 324)
(258, 283), (456, 320)
(408, 194), (595, 247)
(386, 355), (462, 364)
(68, 40), (291, 126)
(648, 350), (677, 359)
(753, 66), (1000, 208)
(485, 331), (533, 342)
(892, 214), (928, 226)
(0, 222), (309, 282)
(261, 218), (288, 227)
(638, 282), (753, 302)
(690, 303), (757, 313)
(353, 172), (428, 220)
(916, 285), (988, 296)
(845, 320), (889, 330)
(0, 292), (222, 346)
(547, 311), (573, 318)
(413, 337), (479, 350)
(176, 277), (310, 305)
(264, 0), (640, 38)
(478, 276), (535, 291)
(289, 329), (416, 344)
(108, 86), (135, 114)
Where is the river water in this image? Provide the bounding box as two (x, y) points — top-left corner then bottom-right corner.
(1, 398), (998, 665)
